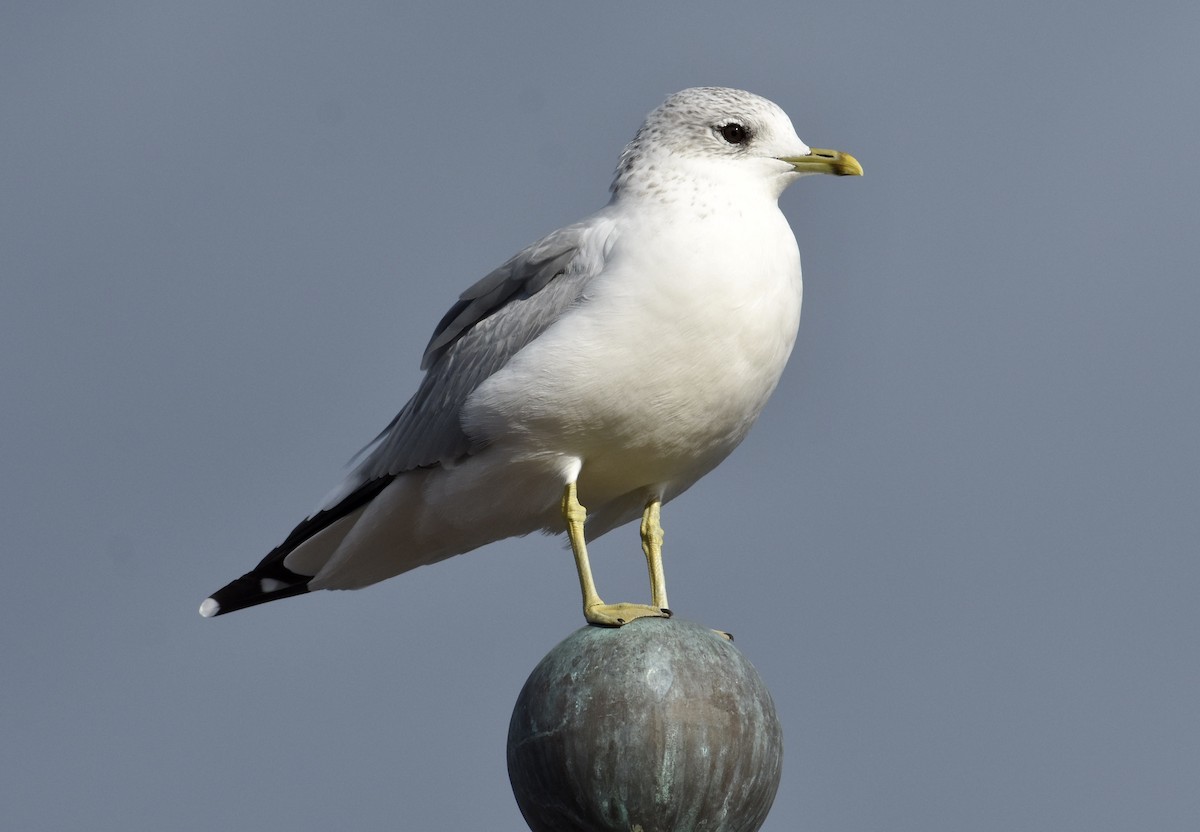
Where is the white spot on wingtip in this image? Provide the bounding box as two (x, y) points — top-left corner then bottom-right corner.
(199, 598), (220, 618)
(260, 578), (288, 592)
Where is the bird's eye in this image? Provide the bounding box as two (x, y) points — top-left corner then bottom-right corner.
(717, 122), (750, 145)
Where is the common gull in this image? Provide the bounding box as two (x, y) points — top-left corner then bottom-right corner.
(200, 87), (861, 624)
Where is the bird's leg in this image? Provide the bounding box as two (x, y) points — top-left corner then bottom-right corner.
(640, 497), (671, 613)
(562, 482), (670, 627)
(638, 497), (730, 636)
(563, 481), (603, 612)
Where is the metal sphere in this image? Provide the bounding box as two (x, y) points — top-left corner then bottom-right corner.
(508, 618), (782, 832)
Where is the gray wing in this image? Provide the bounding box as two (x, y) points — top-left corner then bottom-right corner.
(352, 221), (599, 481)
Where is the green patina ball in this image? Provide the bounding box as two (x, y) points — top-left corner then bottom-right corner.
(508, 618), (782, 832)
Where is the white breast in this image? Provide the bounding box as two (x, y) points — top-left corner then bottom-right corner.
(465, 198), (802, 500)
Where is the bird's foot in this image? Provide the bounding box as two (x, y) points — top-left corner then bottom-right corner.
(585, 602), (672, 627)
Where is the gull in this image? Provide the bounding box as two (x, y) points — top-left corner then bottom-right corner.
(200, 87), (861, 625)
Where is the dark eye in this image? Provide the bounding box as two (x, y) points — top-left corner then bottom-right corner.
(717, 122), (750, 145)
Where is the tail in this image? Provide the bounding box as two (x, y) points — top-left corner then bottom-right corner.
(199, 476), (395, 618)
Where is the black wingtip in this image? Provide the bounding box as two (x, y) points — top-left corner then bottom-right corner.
(198, 562), (312, 618)
(199, 475), (399, 619)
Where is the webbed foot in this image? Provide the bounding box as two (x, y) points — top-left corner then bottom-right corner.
(585, 602), (672, 627)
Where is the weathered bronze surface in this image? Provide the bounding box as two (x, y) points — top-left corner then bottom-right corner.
(508, 618), (782, 832)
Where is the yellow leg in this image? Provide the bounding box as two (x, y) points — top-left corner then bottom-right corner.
(640, 497), (670, 612)
(562, 482), (671, 627)
(563, 481), (603, 612)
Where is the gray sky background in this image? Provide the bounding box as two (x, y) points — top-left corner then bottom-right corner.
(3, 2), (1198, 830)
